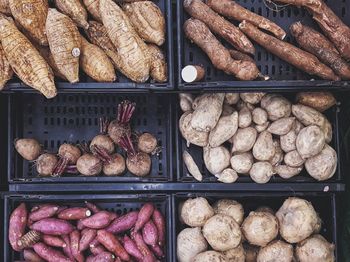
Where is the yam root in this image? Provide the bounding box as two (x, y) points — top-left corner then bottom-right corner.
(229, 49), (255, 63)
(55, 0), (89, 29)
(99, 0), (150, 83)
(291, 22), (350, 80)
(80, 36), (116, 82)
(207, 0), (286, 40)
(183, 150), (203, 181)
(83, 0), (101, 22)
(9, 0), (48, 46)
(184, 18), (259, 81)
(0, 0), (10, 14)
(123, 1), (165, 46)
(181, 65), (205, 83)
(148, 44), (167, 83)
(239, 21), (340, 81)
(0, 17), (57, 98)
(35, 45), (67, 80)
(17, 230), (41, 249)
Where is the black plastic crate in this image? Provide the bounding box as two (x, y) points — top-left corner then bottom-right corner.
(3, 193), (171, 262)
(0, 94), (8, 187)
(3, 0), (174, 93)
(173, 192), (338, 261)
(176, 93), (343, 184)
(8, 93), (173, 183)
(177, 0), (350, 90)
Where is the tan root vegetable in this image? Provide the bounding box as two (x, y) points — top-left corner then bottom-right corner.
(99, 0), (150, 83)
(179, 111), (209, 147)
(193, 251), (228, 262)
(55, 0), (89, 29)
(231, 127), (257, 153)
(255, 121), (270, 133)
(239, 21), (340, 81)
(291, 22), (350, 80)
(252, 108), (268, 125)
(229, 49), (255, 63)
(225, 93), (240, 105)
(249, 161), (274, 184)
(9, 0), (48, 46)
(209, 111), (238, 147)
(137, 133), (157, 154)
(0, 44), (13, 88)
(240, 93), (266, 105)
(83, 0), (101, 21)
(257, 240), (293, 262)
(36, 153), (59, 176)
(237, 101), (255, 111)
(203, 214), (242, 251)
(238, 106), (252, 128)
(276, 197), (321, 243)
(0, 17), (56, 98)
(242, 211), (279, 247)
(177, 227), (208, 262)
(181, 65), (205, 83)
(123, 1), (165, 46)
(230, 152), (253, 174)
(212, 199), (244, 225)
(103, 153), (125, 176)
(147, 44), (167, 83)
(280, 121), (304, 153)
(35, 45), (67, 80)
(215, 168), (238, 183)
(267, 117), (295, 135)
(0, 0), (10, 14)
(256, 206), (274, 214)
(180, 197), (214, 227)
(295, 234), (335, 262)
(207, 0), (286, 39)
(275, 165), (303, 179)
(183, 18), (260, 81)
(183, 150), (203, 181)
(46, 8), (81, 84)
(179, 93), (193, 112)
(15, 138), (42, 161)
(296, 125), (325, 159)
(252, 131), (275, 161)
(80, 36), (116, 82)
(203, 146), (230, 175)
(305, 144), (337, 181)
(284, 150), (305, 167)
(261, 94), (291, 121)
(296, 92), (336, 112)
(270, 139), (284, 167)
(222, 244), (245, 262)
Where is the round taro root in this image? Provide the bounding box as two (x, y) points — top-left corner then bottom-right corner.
(284, 150), (305, 167)
(215, 168), (238, 183)
(137, 133), (157, 154)
(58, 143), (81, 164)
(177, 227), (208, 262)
(249, 162), (274, 184)
(193, 251), (228, 262)
(203, 146), (230, 175)
(296, 125), (325, 159)
(202, 214), (242, 251)
(252, 131), (275, 161)
(242, 211), (279, 247)
(240, 92), (265, 105)
(305, 144), (337, 181)
(257, 240), (293, 262)
(252, 107), (268, 125)
(103, 153), (125, 176)
(230, 152), (253, 174)
(276, 197), (321, 243)
(267, 117), (295, 136)
(76, 153), (102, 176)
(212, 199), (244, 225)
(36, 153), (58, 176)
(179, 111), (209, 147)
(261, 94), (291, 121)
(270, 139), (284, 167)
(225, 93), (240, 105)
(238, 106), (252, 128)
(180, 197), (214, 227)
(231, 127), (257, 153)
(222, 244), (245, 262)
(255, 121), (270, 133)
(295, 234), (335, 262)
(15, 138), (41, 161)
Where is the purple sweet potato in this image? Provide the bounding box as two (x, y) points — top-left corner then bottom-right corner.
(89, 238), (99, 248)
(57, 206), (68, 213)
(29, 204), (59, 222)
(81, 211), (114, 229)
(86, 251), (115, 262)
(85, 201), (101, 214)
(90, 244), (106, 255)
(33, 242), (71, 262)
(23, 249), (44, 262)
(106, 211), (138, 234)
(123, 235), (144, 261)
(97, 230), (130, 261)
(152, 209), (165, 247)
(70, 230), (84, 262)
(62, 235), (75, 261)
(142, 220), (158, 246)
(151, 244), (165, 259)
(42, 235), (66, 248)
(79, 229), (97, 251)
(30, 218), (74, 235)
(58, 207), (92, 220)
(132, 231), (156, 262)
(77, 219), (86, 230)
(9, 203), (28, 251)
(134, 203), (155, 232)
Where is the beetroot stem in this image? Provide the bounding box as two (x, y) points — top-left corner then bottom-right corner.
(119, 135), (136, 156)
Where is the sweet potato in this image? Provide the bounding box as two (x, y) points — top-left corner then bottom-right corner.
(152, 209), (165, 247)
(184, 18), (259, 81)
(87, 251), (115, 262)
(183, 150), (203, 182)
(80, 36), (116, 82)
(106, 211), (138, 234)
(55, 0), (89, 29)
(33, 242), (71, 262)
(81, 211), (114, 229)
(131, 231), (156, 262)
(277, 0), (350, 60)
(85, 201), (101, 214)
(17, 230), (41, 249)
(267, 117), (295, 135)
(58, 207), (91, 220)
(42, 235), (66, 248)
(123, 1), (165, 46)
(0, 0), (10, 14)
(151, 243), (164, 259)
(90, 244), (106, 255)
(14, 138), (41, 161)
(204, 145), (230, 175)
(70, 230), (84, 262)
(29, 204), (59, 221)
(46, 8), (81, 84)
(179, 93), (194, 112)
(296, 125), (325, 159)
(30, 218), (74, 235)
(9, 203), (28, 251)
(78, 229), (96, 252)
(9, 0), (48, 45)
(135, 202), (155, 232)
(23, 249), (44, 262)
(238, 106), (252, 128)
(179, 111), (209, 147)
(207, 0), (286, 39)
(123, 235), (143, 261)
(296, 92), (336, 112)
(0, 43), (12, 89)
(239, 21), (340, 81)
(209, 111), (238, 147)
(231, 127), (257, 153)
(0, 17), (57, 98)
(148, 44), (167, 83)
(83, 0), (101, 21)
(252, 131), (275, 161)
(97, 229), (130, 261)
(291, 22), (350, 79)
(184, 0), (254, 54)
(142, 220), (158, 246)
(62, 234), (75, 261)
(275, 165), (303, 179)
(99, 0), (150, 83)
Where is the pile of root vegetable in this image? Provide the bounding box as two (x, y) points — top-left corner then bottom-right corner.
(180, 92), (338, 183)
(0, 0), (167, 99)
(15, 100), (159, 178)
(182, 0), (350, 82)
(9, 201), (166, 262)
(177, 197), (335, 262)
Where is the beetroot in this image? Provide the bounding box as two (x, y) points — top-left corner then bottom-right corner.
(36, 153), (58, 176)
(103, 153), (126, 176)
(137, 133), (158, 154)
(58, 143), (81, 164)
(76, 153), (102, 176)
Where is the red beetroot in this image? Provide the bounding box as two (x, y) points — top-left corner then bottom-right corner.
(42, 235), (66, 248)
(23, 248), (44, 262)
(106, 211), (138, 234)
(70, 230), (84, 262)
(97, 230), (130, 261)
(142, 220), (158, 246)
(90, 118), (115, 163)
(81, 211), (114, 229)
(123, 235), (143, 261)
(152, 209), (166, 247)
(79, 229), (97, 251)
(131, 231), (156, 262)
(29, 204), (59, 221)
(30, 218), (74, 235)
(76, 153), (102, 176)
(62, 235), (75, 261)
(86, 251), (115, 262)
(134, 203), (155, 232)
(33, 242), (71, 262)
(85, 201), (100, 214)
(58, 207), (92, 220)
(9, 203), (27, 251)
